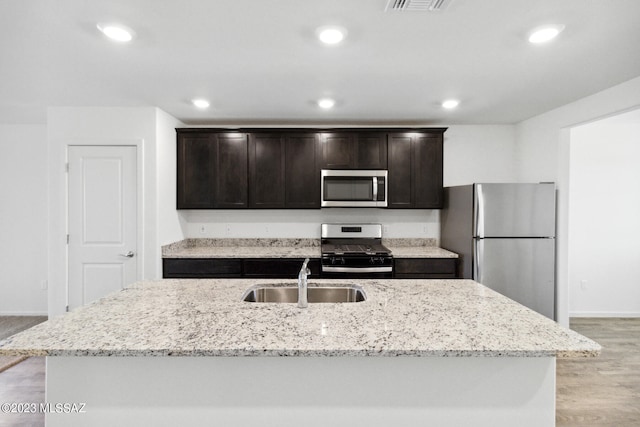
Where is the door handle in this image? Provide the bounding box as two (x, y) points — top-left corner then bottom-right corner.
(119, 251), (135, 258)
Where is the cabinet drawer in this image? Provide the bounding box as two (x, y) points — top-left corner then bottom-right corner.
(163, 258), (242, 278)
(243, 259), (321, 278)
(394, 258), (457, 279)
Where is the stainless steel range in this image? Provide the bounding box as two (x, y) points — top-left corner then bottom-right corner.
(321, 223), (393, 278)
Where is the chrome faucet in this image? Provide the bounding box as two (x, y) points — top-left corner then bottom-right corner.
(298, 258), (310, 308)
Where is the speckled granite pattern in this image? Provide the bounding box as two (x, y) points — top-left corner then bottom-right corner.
(0, 279), (599, 358)
(382, 238), (458, 258)
(387, 246), (458, 258)
(162, 238), (321, 258)
(162, 238), (457, 259)
(383, 238), (437, 247)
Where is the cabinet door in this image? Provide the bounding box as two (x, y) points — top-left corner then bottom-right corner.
(285, 134), (320, 208)
(248, 134), (285, 208)
(387, 135), (413, 208)
(355, 133), (387, 169)
(394, 258), (457, 278)
(387, 132), (443, 209)
(413, 134), (443, 208)
(319, 133), (355, 169)
(243, 258), (321, 278)
(162, 258), (242, 278)
(213, 133), (248, 208)
(177, 134), (215, 209)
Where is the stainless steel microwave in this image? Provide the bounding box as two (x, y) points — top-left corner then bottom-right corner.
(321, 170), (388, 207)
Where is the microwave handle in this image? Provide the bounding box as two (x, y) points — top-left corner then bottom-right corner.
(372, 177), (378, 201)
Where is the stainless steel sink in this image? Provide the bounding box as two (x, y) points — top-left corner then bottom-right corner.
(242, 284), (366, 303)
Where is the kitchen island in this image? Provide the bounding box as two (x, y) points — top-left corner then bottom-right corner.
(0, 279), (599, 426)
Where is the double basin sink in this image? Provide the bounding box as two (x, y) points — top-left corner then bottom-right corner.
(242, 284), (366, 303)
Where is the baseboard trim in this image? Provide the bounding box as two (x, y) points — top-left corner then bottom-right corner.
(0, 311), (48, 316)
(569, 312), (640, 318)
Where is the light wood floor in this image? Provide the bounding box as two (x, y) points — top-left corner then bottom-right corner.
(0, 317), (47, 341)
(0, 317), (46, 427)
(556, 317), (640, 426)
(1, 317), (639, 426)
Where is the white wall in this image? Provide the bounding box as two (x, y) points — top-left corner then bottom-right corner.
(515, 76), (640, 183)
(182, 209), (440, 239)
(443, 125), (516, 186)
(568, 119), (640, 317)
(178, 124), (518, 241)
(515, 75), (640, 325)
(155, 109), (186, 276)
(47, 107), (163, 317)
(0, 124), (48, 315)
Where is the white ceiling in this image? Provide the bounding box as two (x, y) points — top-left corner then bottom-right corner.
(1, 0), (640, 125)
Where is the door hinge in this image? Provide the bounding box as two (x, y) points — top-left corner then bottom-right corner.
(66, 234), (69, 244)
(65, 305), (69, 312)
(65, 162), (69, 173)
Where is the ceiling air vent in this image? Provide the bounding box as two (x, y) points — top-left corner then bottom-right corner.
(385, 0), (452, 12)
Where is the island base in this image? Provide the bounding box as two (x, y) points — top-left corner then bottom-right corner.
(46, 356), (555, 426)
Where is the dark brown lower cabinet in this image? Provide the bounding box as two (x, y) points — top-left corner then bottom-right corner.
(243, 259), (321, 278)
(164, 257), (457, 279)
(162, 258), (320, 279)
(393, 258), (457, 279)
(163, 258), (242, 278)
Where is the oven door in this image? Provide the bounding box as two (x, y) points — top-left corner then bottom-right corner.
(321, 170), (387, 207)
(321, 255), (393, 278)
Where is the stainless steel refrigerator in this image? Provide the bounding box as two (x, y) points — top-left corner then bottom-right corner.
(441, 183), (556, 320)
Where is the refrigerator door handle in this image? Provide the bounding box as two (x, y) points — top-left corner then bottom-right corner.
(474, 239), (483, 283)
(475, 184), (485, 238)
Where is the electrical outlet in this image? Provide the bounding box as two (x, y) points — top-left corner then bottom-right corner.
(423, 225), (429, 234)
(580, 280), (587, 290)
(226, 224), (231, 236)
(200, 225), (206, 235)
(383, 225), (389, 234)
(41, 280), (48, 290)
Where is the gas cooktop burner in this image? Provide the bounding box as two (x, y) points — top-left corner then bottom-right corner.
(320, 224), (393, 276)
(321, 243), (390, 256)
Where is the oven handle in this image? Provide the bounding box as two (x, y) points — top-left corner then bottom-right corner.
(322, 266), (393, 273)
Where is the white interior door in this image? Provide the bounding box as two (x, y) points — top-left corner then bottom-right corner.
(68, 145), (138, 310)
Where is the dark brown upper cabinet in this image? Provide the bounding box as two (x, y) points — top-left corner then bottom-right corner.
(247, 133), (320, 209)
(319, 132), (387, 169)
(177, 133), (216, 209)
(388, 132), (444, 209)
(248, 133), (320, 209)
(177, 131), (248, 209)
(214, 133), (248, 208)
(177, 128), (444, 210)
(248, 134), (286, 208)
(284, 134), (321, 208)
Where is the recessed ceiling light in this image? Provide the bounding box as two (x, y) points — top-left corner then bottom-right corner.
(528, 25), (565, 44)
(318, 98), (336, 109)
(192, 99), (210, 109)
(442, 99), (459, 109)
(96, 23), (135, 43)
(316, 26), (347, 45)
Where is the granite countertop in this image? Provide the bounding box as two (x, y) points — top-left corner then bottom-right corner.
(0, 279), (598, 358)
(162, 238), (321, 258)
(162, 238), (458, 259)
